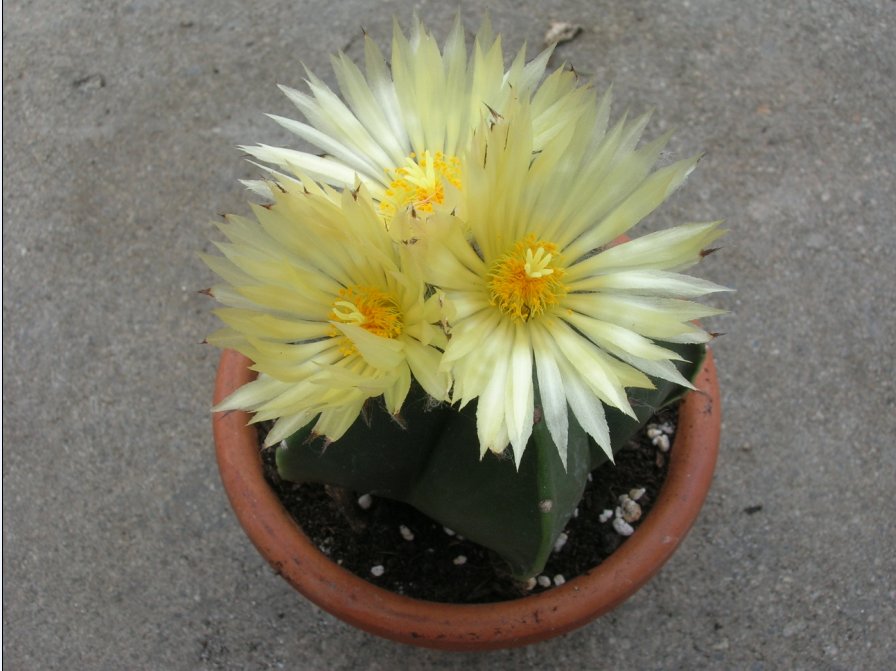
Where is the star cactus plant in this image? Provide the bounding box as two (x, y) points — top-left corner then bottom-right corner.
(206, 18), (727, 580)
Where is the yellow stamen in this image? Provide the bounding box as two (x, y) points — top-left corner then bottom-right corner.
(488, 235), (567, 323)
(379, 151), (462, 218)
(330, 286), (403, 355)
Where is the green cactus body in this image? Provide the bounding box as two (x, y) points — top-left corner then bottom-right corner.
(276, 342), (706, 580)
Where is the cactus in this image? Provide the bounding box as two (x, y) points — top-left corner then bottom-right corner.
(276, 342), (704, 580)
(205, 17), (727, 586)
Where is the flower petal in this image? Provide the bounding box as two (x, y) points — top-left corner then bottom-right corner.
(531, 323), (569, 467)
(505, 325), (534, 464)
(332, 321), (405, 371)
(553, 353), (612, 461)
(569, 268), (731, 298)
(566, 222), (727, 280)
(564, 154), (701, 259)
(475, 337), (511, 457)
(404, 339), (450, 401)
(548, 319), (637, 416)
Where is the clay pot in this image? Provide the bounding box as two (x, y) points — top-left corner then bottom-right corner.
(213, 348), (721, 650)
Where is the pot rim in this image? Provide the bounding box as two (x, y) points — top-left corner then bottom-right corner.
(213, 348), (720, 650)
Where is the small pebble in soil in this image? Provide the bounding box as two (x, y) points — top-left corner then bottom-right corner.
(537, 575), (552, 588)
(443, 527), (456, 536)
(621, 496), (642, 523)
(599, 509), (614, 523)
(399, 525), (414, 541)
(653, 434), (671, 452)
(525, 577), (537, 591)
(452, 555), (467, 566)
(573, 507), (579, 518)
(357, 494), (373, 510)
(370, 565), (385, 577)
(647, 426), (663, 439)
(612, 517), (635, 537)
(553, 532), (568, 553)
(629, 487), (646, 501)
(553, 574), (566, 586)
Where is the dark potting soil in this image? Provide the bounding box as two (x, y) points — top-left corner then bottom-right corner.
(260, 405), (677, 604)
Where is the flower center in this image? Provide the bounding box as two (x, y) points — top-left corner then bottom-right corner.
(330, 286), (403, 354)
(379, 151), (462, 218)
(488, 235), (567, 323)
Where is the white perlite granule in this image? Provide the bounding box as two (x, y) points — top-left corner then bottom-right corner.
(553, 532), (569, 553)
(612, 517), (635, 537)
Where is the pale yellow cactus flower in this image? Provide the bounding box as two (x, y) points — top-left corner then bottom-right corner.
(423, 98), (729, 467)
(204, 179), (450, 446)
(240, 17), (593, 237)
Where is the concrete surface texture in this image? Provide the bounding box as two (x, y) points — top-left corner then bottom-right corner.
(3, 0), (894, 668)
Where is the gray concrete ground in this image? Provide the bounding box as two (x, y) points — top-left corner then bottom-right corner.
(3, 1), (894, 668)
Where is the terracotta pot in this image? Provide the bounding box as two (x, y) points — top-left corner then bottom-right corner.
(213, 348), (721, 650)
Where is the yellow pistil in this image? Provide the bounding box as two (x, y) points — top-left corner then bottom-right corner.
(379, 151), (462, 218)
(330, 286), (403, 355)
(488, 235), (567, 323)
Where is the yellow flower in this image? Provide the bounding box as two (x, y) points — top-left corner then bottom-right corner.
(424, 98), (729, 466)
(204, 179), (450, 446)
(240, 17), (592, 235)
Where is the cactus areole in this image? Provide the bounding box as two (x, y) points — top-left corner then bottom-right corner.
(212, 348), (721, 651)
